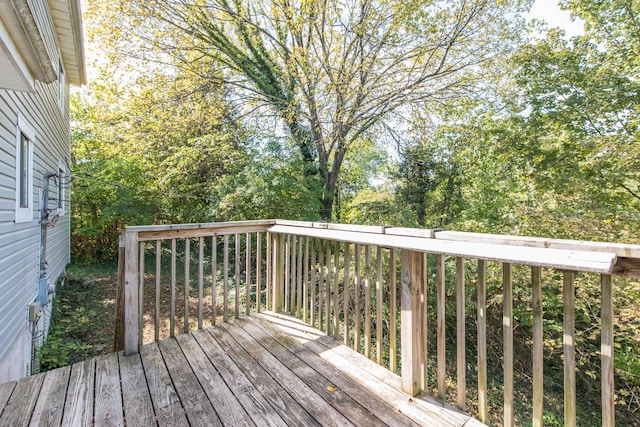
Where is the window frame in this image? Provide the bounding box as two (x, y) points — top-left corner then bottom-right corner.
(57, 160), (66, 215)
(57, 59), (66, 112)
(14, 115), (35, 223)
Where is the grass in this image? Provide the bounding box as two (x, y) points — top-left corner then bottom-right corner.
(38, 262), (119, 372)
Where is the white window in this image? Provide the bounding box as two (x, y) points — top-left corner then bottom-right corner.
(57, 59), (66, 111)
(57, 161), (66, 215)
(15, 115), (35, 222)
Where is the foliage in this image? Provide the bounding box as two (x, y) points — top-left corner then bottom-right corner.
(87, 0), (529, 218)
(39, 276), (114, 371)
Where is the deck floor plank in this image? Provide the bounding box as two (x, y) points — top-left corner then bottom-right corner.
(218, 321), (355, 427)
(30, 365), (71, 426)
(240, 317), (418, 427)
(0, 372), (44, 426)
(256, 311), (469, 427)
(0, 381), (16, 417)
(158, 338), (222, 427)
(118, 352), (156, 426)
(0, 311), (484, 427)
(175, 333), (255, 427)
(62, 359), (95, 427)
(139, 342), (189, 426)
(94, 353), (125, 426)
(205, 326), (320, 426)
(243, 315), (419, 427)
(192, 329), (289, 427)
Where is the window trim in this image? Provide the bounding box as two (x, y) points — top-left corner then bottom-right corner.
(57, 58), (66, 112)
(57, 160), (66, 215)
(15, 114), (35, 223)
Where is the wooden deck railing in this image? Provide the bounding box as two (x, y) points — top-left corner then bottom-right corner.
(115, 219), (640, 427)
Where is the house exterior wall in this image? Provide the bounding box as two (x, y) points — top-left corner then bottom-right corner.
(0, 0), (72, 382)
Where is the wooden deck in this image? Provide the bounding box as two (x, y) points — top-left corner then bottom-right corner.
(0, 312), (484, 426)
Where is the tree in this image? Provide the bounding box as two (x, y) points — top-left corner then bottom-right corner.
(91, 0), (527, 219)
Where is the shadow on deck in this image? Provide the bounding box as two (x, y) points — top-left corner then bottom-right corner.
(0, 312), (484, 426)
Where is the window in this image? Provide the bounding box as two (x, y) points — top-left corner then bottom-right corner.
(15, 115), (34, 223)
(57, 59), (65, 111)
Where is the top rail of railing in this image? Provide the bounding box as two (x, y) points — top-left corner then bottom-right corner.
(124, 219), (640, 277)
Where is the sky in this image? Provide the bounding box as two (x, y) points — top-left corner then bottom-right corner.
(525, 0), (585, 38)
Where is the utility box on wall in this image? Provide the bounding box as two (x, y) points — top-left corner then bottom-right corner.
(37, 278), (48, 305)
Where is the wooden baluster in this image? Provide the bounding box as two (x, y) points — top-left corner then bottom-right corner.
(343, 243), (351, 346)
(354, 244), (361, 352)
(184, 238), (190, 333)
(503, 263), (514, 427)
(318, 240), (324, 331)
(256, 232), (262, 314)
(139, 242), (144, 348)
(297, 237), (303, 319)
(376, 246), (383, 365)
(564, 271), (576, 427)
(285, 235), (290, 313)
(124, 230), (139, 355)
(601, 274), (614, 427)
(310, 239), (317, 328)
(223, 235), (229, 322)
(532, 266), (543, 427)
(198, 237), (204, 329)
(390, 248), (397, 373)
(246, 232), (252, 317)
(170, 238), (176, 337)
(272, 233), (285, 312)
(456, 257), (465, 410)
(422, 252), (428, 390)
(290, 235), (296, 314)
(400, 249), (426, 396)
(212, 235), (217, 326)
(333, 241), (340, 339)
(364, 245), (372, 359)
(437, 254), (446, 400)
(303, 237), (310, 323)
(477, 259), (487, 423)
(326, 241), (332, 335)
(235, 233), (240, 319)
(266, 232), (272, 311)
(155, 240), (161, 342)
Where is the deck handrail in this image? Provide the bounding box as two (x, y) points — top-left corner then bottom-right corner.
(117, 219), (640, 427)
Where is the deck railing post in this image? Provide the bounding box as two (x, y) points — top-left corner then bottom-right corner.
(124, 229), (140, 355)
(113, 235), (126, 352)
(400, 249), (426, 396)
(272, 233), (285, 312)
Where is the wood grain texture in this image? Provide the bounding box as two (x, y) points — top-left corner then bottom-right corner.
(118, 352), (155, 426)
(0, 372), (44, 426)
(563, 271), (576, 427)
(503, 263), (513, 427)
(159, 338), (221, 427)
(532, 266), (543, 427)
(123, 230), (139, 355)
(62, 359), (95, 426)
(139, 342), (189, 426)
(436, 254), (446, 400)
(0, 381), (16, 416)
(176, 334), (254, 426)
(30, 365), (70, 427)
(192, 330), (288, 427)
(206, 325), (317, 426)
(219, 321), (353, 427)
(601, 274), (615, 427)
(456, 257), (465, 410)
(94, 354), (124, 426)
(376, 246), (383, 365)
(400, 250), (426, 396)
(476, 260), (487, 424)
